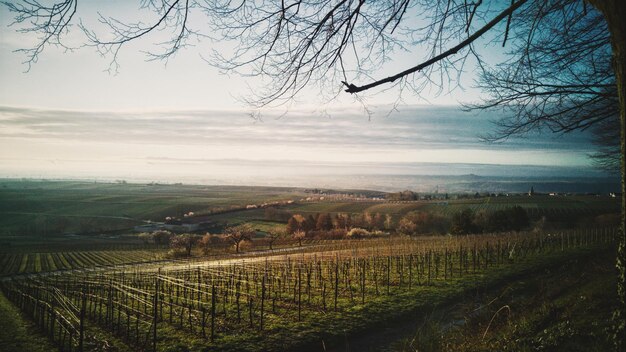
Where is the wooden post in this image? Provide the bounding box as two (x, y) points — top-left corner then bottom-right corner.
(361, 259), (366, 304)
(427, 251), (431, 285)
(444, 249), (448, 281)
(409, 254), (413, 288)
(387, 256), (391, 294)
(201, 307), (206, 339)
(298, 266), (302, 321)
(78, 292), (86, 352)
(211, 283), (216, 341)
(260, 273), (266, 330)
(153, 270), (159, 352)
(334, 261), (339, 311)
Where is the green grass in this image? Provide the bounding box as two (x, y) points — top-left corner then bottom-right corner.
(0, 291), (57, 352)
(392, 247), (617, 352)
(0, 179), (306, 245)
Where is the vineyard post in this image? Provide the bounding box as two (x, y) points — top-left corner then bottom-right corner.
(427, 250), (432, 286)
(334, 260), (339, 311)
(298, 265), (302, 321)
(135, 312), (139, 345)
(152, 269), (159, 352)
(78, 290), (86, 352)
(169, 298), (173, 324)
(50, 300), (56, 339)
(485, 242), (489, 269)
(473, 244), (477, 273)
(361, 259), (366, 304)
(126, 307), (130, 340)
(107, 279), (113, 328)
(322, 282), (327, 311)
(387, 256), (391, 295)
(197, 267), (201, 303)
(211, 283), (216, 342)
(374, 257), (379, 294)
(459, 245), (463, 277)
(201, 306), (206, 339)
(409, 254), (413, 288)
(260, 273), (266, 330)
(248, 296), (253, 327)
(444, 249), (448, 281)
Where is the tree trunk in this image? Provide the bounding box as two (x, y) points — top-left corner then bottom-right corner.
(588, 0), (626, 349)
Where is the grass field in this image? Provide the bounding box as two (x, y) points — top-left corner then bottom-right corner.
(0, 179), (306, 248)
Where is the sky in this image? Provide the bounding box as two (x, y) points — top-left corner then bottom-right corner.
(0, 1), (613, 188)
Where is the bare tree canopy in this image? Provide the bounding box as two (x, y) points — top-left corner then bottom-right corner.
(0, 0), (570, 103)
(2, 0), (620, 165)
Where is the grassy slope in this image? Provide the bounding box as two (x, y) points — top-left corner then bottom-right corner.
(392, 247), (617, 352)
(0, 291), (57, 352)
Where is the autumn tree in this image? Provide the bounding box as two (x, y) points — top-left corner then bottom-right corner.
(316, 213), (333, 231)
(286, 214), (306, 234)
(396, 217), (417, 236)
(305, 214), (317, 232)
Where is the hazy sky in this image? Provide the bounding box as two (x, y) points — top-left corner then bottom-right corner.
(0, 2), (609, 185)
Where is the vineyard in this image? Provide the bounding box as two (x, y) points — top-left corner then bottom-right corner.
(0, 228), (616, 352)
(0, 250), (164, 276)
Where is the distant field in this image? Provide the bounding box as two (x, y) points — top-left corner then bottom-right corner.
(1, 180), (619, 249)
(0, 179), (305, 243)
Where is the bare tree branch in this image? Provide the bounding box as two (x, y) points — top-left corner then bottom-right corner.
(341, 0), (529, 93)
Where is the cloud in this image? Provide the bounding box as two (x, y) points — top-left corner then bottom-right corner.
(0, 104), (594, 153)
(0, 104), (602, 184)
